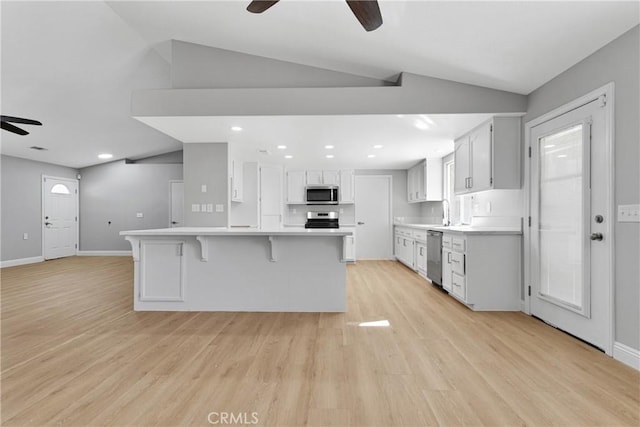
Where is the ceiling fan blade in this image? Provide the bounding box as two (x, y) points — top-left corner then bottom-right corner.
(1, 121), (29, 136)
(247, 0), (280, 14)
(0, 115), (42, 126)
(346, 0), (383, 31)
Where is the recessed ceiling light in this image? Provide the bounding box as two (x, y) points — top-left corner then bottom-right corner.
(373, 145), (383, 149)
(557, 154), (568, 158)
(436, 149), (444, 153)
(231, 126), (243, 131)
(277, 145), (287, 150)
(396, 114), (404, 118)
(98, 153), (113, 159)
(545, 144), (556, 148)
(326, 154), (334, 159)
(367, 154), (376, 158)
(284, 155), (293, 159)
(324, 145), (334, 149)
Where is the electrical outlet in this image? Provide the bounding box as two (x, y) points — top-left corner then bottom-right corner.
(192, 204), (200, 213)
(215, 204), (224, 213)
(23, 233), (28, 240)
(618, 204), (640, 222)
(201, 184), (207, 193)
(136, 212), (143, 218)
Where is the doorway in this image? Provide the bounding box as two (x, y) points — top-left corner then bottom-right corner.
(169, 181), (184, 227)
(526, 84), (614, 354)
(42, 176), (78, 260)
(354, 175), (392, 259)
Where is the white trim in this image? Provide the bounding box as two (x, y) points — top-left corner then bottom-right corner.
(613, 342), (640, 371)
(76, 250), (132, 256)
(523, 82), (615, 356)
(42, 175), (80, 260)
(0, 256), (44, 268)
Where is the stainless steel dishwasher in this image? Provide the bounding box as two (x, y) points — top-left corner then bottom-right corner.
(426, 230), (443, 287)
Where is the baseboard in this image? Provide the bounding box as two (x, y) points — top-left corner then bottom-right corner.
(76, 250), (132, 256)
(0, 256), (44, 268)
(613, 342), (640, 370)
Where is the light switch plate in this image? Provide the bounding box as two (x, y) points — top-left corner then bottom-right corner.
(192, 204), (200, 213)
(618, 204), (640, 222)
(201, 204), (207, 212)
(23, 233), (28, 240)
(201, 184), (207, 193)
(136, 212), (143, 218)
(206, 204), (214, 213)
(215, 204), (224, 213)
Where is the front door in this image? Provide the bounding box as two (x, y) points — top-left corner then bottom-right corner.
(354, 175), (392, 259)
(43, 176), (78, 260)
(529, 94), (611, 352)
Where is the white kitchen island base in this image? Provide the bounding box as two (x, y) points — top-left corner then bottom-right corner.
(121, 228), (352, 312)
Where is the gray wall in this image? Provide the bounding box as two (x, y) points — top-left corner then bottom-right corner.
(525, 25), (640, 350)
(354, 170), (422, 221)
(183, 143), (228, 227)
(1, 155), (78, 261)
(79, 160), (183, 250)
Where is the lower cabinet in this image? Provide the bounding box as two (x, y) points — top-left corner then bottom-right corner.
(343, 234), (356, 262)
(415, 242), (427, 278)
(140, 240), (185, 302)
(394, 227), (415, 270)
(442, 235), (453, 292)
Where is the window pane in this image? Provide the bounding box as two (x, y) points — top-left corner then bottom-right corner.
(51, 184), (70, 194)
(539, 124), (584, 309)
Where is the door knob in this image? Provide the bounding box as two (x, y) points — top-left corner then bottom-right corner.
(357, 222), (365, 225)
(45, 222), (52, 226)
(171, 221), (178, 225)
(590, 233), (603, 241)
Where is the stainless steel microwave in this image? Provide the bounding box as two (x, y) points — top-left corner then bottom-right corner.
(305, 186), (339, 205)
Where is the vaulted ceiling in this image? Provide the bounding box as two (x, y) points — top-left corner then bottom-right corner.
(1, 1), (638, 168)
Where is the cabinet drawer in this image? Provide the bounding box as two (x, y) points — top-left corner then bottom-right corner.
(451, 272), (466, 300)
(412, 229), (427, 242)
(395, 227), (411, 238)
(451, 252), (465, 276)
(452, 236), (466, 253)
(442, 234), (452, 250)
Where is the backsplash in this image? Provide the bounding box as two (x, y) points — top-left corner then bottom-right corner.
(469, 189), (524, 218)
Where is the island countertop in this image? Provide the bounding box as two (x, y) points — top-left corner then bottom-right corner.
(120, 226), (353, 237)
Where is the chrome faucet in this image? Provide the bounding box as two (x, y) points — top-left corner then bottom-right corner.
(442, 199), (451, 226)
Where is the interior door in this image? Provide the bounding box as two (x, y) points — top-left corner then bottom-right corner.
(354, 175), (392, 259)
(260, 164), (283, 229)
(43, 176), (78, 260)
(170, 181), (184, 227)
(530, 97), (610, 352)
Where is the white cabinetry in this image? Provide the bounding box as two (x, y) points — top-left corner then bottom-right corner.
(414, 229), (427, 279)
(343, 231), (356, 262)
(285, 170), (306, 204)
(285, 169), (354, 204)
(454, 117), (521, 194)
(443, 232), (521, 310)
(140, 240), (185, 302)
(407, 158), (443, 203)
(394, 227), (415, 270)
(442, 235), (453, 292)
(230, 159), (243, 202)
(339, 170), (354, 203)
(230, 162), (259, 227)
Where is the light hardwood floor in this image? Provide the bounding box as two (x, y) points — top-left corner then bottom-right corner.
(1, 257), (638, 426)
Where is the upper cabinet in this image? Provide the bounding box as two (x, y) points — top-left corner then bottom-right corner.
(407, 158), (443, 203)
(285, 170), (307, 204)
(285, 169), (354, 204)
(454, 117), (521, 195)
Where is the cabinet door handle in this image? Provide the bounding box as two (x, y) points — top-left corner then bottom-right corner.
(420, 247), (424, 256)
(447, 252), (451, 263)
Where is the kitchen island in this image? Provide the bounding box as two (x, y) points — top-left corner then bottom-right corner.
(120, 227), (353, 312)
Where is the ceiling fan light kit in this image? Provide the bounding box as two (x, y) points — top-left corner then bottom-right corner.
(246, 0), (383, 32)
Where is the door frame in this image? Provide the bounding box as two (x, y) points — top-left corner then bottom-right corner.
(168, 179), (184, 227)
(41, 175), (80, 259)
(354, 174), (393, 260)
(523, 82), (615, 355)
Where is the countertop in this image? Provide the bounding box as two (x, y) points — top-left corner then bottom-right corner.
(394, 217), (522, 235)
(120, 227), (353, 237)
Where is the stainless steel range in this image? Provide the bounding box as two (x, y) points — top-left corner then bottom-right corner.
(305, 211), (339, 229)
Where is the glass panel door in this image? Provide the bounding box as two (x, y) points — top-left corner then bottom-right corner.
(537, 124), (590, 314)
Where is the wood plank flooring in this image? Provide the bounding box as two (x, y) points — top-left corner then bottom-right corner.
(1, 257), (638, 426)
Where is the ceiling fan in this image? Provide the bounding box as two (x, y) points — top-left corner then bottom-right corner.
(1, 115), (42, 136)
(247, 0), (383, 32)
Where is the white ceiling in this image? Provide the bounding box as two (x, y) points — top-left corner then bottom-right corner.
(1, 1), (638, 169)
